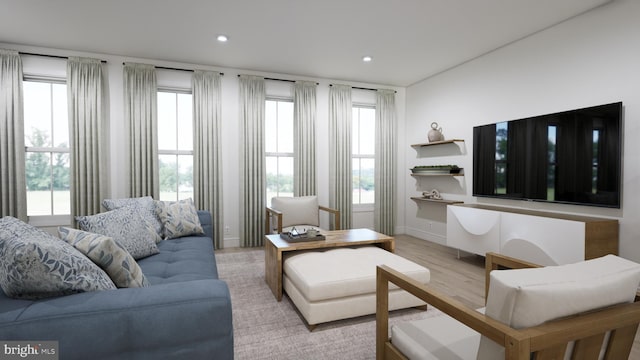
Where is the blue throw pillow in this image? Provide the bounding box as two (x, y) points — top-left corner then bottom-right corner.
(0, 216), (116, 300)
(76, 206), (160, 259)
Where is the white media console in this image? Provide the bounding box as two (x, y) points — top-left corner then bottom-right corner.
(446, 204), (618, 265)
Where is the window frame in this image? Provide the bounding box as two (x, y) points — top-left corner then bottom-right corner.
(265, 97), (294, 206)
(23, 76), (71, 224)
(352, 104), (376, 210)
(157, 88), (194, 202)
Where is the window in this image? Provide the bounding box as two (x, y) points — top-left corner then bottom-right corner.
(24, 80), (70, 216)
(352, 106), (375, 205)
(265, 99), (294, 205)
(158, 91), (193, 201)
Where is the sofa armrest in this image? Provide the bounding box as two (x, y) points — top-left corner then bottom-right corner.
(197, 210), (214, 241)
(0, 279), (233, 360)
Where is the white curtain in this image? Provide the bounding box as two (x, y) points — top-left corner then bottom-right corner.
(123, 63), (158, 198)
(192, 70), (224, 249)
(239, 75), (266, 247)
(67, 57), (109, 219)
(374, 89), (397, 235)
(293, 81), (317, 196)
(328, 84), (352, 229)
(0, 49), (27, 221)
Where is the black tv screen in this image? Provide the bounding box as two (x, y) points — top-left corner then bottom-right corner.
(473, 102), (622, 208)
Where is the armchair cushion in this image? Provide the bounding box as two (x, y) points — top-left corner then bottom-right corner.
(478, 254), (640, 359)
(392, 308), (484, 360)
(271, 196), (319, 228)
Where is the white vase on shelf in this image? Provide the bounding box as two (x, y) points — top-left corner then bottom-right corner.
(427, 122), (444, 142)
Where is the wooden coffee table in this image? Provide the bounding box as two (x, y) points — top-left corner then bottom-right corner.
(264, 228), (395, 301)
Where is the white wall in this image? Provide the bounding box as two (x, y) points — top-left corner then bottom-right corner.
(404, 0), (640, 261)
(2, 42), (406, 247)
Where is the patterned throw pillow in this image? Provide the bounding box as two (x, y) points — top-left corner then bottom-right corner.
(58, 227), (150, 288)
(155, 198), (205, 240)
(102, 196), (163, 241)
(76, 206), (160, 259)
(0, 216), (116, 300)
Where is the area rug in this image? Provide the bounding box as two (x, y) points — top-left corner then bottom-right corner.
(215, 249), (443, 360)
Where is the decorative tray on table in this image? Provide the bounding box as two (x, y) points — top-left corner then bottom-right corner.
(279, 231), (326, 243)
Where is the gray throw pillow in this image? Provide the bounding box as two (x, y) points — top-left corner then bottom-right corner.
(102, 196), (163, 241)
(0, 216), (116, 300)
(76, 206), (160, 259)
(155, 198), (205, 239)
(58, 227), (150, 288)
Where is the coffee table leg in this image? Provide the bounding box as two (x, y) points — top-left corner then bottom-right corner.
(264, 239), (283, 301)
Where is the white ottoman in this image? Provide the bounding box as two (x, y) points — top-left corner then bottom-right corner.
(283, 246), (430, 328)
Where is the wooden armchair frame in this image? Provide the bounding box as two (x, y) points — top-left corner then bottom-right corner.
(376, 252), (640, 360)
(265, 205), (340, 234)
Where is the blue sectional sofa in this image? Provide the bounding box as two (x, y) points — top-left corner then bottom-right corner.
(0, 211), (233, 360)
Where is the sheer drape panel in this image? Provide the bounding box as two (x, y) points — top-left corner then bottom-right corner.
(328, 84), (352, 229)
(293, 81), (317, 196)
(239, 75), (266, 247)
(374, 89), (397, 235)
(123, 63), (158, 198)
(0, 49), (26, 221)
(192, 70), (224, 249)
(67, 57), (108, 219)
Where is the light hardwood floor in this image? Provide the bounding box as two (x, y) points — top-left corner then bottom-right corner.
(219, 233), (640, 358)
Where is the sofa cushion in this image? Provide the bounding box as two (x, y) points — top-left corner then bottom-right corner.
(477, 254), (640, 359)
(271, 196), (319, 228)
(102, 196), (163, 240)
(76, 206), (160, 259)
(155, 198), (205, 240)
(0, 217), (116, 300)
(58, 227), (149, 288)
(138, 235), (218, 284)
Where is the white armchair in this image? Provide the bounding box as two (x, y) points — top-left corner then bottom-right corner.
(265, 195), (340, 234)
(377, 252), (640, 360)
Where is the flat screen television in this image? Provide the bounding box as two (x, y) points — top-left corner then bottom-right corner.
(473, 102), (622, 208)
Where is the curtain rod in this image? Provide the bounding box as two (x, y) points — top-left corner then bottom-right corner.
(329, 84), (396, 93)
(122, 63), (224, 75)
(20, 52), (107, 64)
(237, 74), (318, 85)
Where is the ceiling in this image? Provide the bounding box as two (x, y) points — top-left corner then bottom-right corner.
(0, 0), (611, 87)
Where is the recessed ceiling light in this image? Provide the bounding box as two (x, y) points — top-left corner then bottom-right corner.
(217, 35), (228, 42)
(362, 56), (372, 62)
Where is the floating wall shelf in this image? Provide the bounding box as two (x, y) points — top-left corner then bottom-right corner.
(410, 172), (464, 177)
(410, 139), (465, 148)
(410, 197), (463, 205)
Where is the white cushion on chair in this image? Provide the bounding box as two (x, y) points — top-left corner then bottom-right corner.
(271, 196), (319, 228)
(392, 308), (484, 360)
(477, 254), (640, 360)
